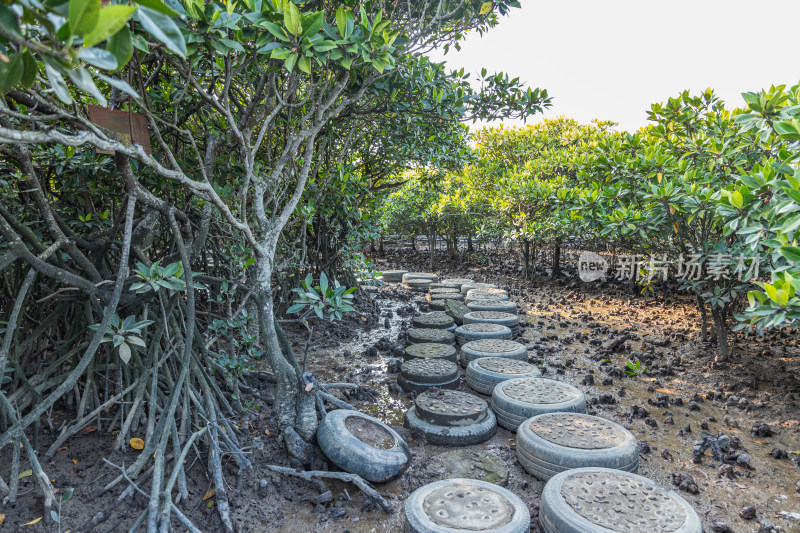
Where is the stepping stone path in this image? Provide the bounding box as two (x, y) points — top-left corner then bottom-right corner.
(316, 410), (411, 483)
(402, 272), (439, 283)
(398, 358), (460, 392)
(404, 389), (497, 446)
(381, 270), (408, 282)
(404, 478), (530, 533)
(441, 278), (474, 289)
(454, 323), (513, 345)
(463, 310), (520, 336)
(460, 339), (527, 367)
(404, 343), (458, 363)
(515, 412), (639, 481)
(406, 327), (456, 345)
(539, 467), (703, 533)
(491, 378), (586, 431)
(428, 292), (465, 310)
(412, 312), (456, 330)
(431, 449), (509, 486)
(405, 278), (435, 291)
(466, 357), (542, 395)
(429, 287), (461, 295)
(465, 288), (509, 305)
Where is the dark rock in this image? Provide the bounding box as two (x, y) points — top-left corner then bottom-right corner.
(661, 449), (674, 461)
(316, 491), (333, 505)
(258, 479), (269, 498)
(364, 346), (378, 358)
(750, 423), (772, 437)
(671, 472), (699, 494)
(361, 497), (375, 513)
(736, 453), (751, 467)
(387, 358), (403, 374)
(645, 417), (658, 428)
(601, 378), (614, 386)
(740, 506), (757, 520)
(638, 440), (651, 454)
(709, 523), (733, 533)
(718, 464), (737, 480)
(664, 416), (674, 425)
(758, 521), (778, 533)
(683, 423), (691, 433)
(329, 508), (347, 520)
(643, 335), (669, 347)
(581, 374), (594, 386)
(688, 401), (701, 411)
(700, 421), (709, 430)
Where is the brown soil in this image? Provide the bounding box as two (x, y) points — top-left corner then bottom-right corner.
(344, 417), (396, 450)
(2, 243), (799, 533)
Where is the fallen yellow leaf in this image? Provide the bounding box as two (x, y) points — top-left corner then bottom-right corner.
(18, 469), (32, 480)
(23, 517), (43, 526)
(72, 459), (77, 465)
(203, 488), (215, 502)
(130, 438), (145, 450)
(0, 513), (5, 525)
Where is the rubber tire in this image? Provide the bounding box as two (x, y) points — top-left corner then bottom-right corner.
(406, 329), (456, 346)
(466, 358), (542, 395)
(397, 375), (460, 393)
(460, 283), (498, 295)
(539, 467), (703, 533)
(401, 358), (459, 384)
(403, 407), (498, 447)
(404, 279), (433, 291)
(316, 409), (411, 483)
(382, 270), (408, 282)
(515, 413), (639, 481)
(517, 449), (638, 482)
(429, 287), (461, 295)
(441, 278), (474, 289)
(466, 288), (508, 299)
(490, 378), (586, 432)
(404, 342), (458, 362)
(412, 312), (455, 330)
(444, 300), (471, 326)
(428, 293), (465, 302)
(454, 324), (513, 346)
(404, 478), (529, 533)
(460, 340), (528, 367)
(463, 311), (519, 330)
(402, 272), (439, 284)
(467, 300), (518, 314)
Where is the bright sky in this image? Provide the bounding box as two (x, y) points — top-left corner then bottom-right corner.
(429, 0), (800, 132)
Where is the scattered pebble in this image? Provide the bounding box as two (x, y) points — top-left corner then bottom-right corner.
(740, 505), (757, 520)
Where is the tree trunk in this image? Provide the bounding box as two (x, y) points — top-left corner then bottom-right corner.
(551, 240), (561, 278)
(695, 294), (708, 342)
(467, 235), (473, 253)
(711, 308), (729, 363)
(523, 239), (530, 281)
(378, 234), (384, 256)
(429, 233), (435, 271)
(410, 235), (416, 251)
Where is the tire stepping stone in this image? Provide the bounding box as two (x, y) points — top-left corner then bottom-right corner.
(516, 412), (638, 481)
(412, 312), (455, 331)
(429, 287), (461, 295)
(404, 343), (458, 363)
(404, 389), (497, 446)
(465, 288), (509, 303)
(441, 278), (474, 289)
(463, 311), (519, 336)
(316, 410), (411, 483)
(491, 378), (586, 431)
(407, 328), (456, 346)
(398, 358), (460, 392)
(455, 323), (513, 345)
(402, 272), (439, 283)
(381, 270), (408, 282)
(428, 293), (465, 310)
(466, 357), (542, 395)
(405, 278), (434, 291)
(467, 299), (518, 314)
(404, 478), (530, 533)
(539, 467), (703, 533)
(460, 282), (498, 295)
(460, 339), (527, 367)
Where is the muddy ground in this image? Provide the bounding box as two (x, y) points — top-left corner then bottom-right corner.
(2, 245), (799, 532)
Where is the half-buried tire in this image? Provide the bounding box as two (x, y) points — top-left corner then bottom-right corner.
(467, 299), (518, 314)
(402, 272), (439, 284)
(406, 328), (456, 346)
(412, 312), (455, 330)
(381, 270), (408, 282)
(404, 478), (530, 533)
(398, 358), (460, 392)
(403, 389), (497, 446)
(463, 311), (519, 336)
(404, 342), (458, 363)
(460, 339), (527, 367)
(539, 467), (703, 533)
(491, 378), (586, 431)
(516, 412), (639, 481)
(454, 323), (513, 345)
(466, 357), (542, 395)
(316, 409), (411, 483)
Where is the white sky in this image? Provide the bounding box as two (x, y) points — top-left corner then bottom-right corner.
(429, 0), (800, 132)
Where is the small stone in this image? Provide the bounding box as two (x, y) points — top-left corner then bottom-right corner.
(688, 401), (700, 411)
(710, 523), (733, 533)
(638, 440), (651, 454)
(738, 397), (749, 409)
(387, 358), (403, 373)
(723, 415), (739, 429)
(645, 417), (658, 428)
(664, 416), (674, 425)
(671, 472), (699, 494)
(750, 423), (772, 437)
(316, 490), (333, 504)
(364, 346), (378, 358)
(740, 506), (757, 520)
(258, 479), (269, 498)
(758, 521), (777, 533)
(700, 421), (709, 430)
(683, 423), (691, 433)
(361, 497), (375, 513)
(796, 480), (800, 494)
(329, 508), (347, 520)
(601, 378), (614, 386)
(661, 449), (673, 461)
(717, 434), (730, 452)
(736, 453), (751, 467)
(718, 464), (736, 480)
(770, 448), (788, 460)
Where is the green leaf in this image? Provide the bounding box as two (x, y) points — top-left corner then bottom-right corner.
(219, 38), (245, 52)
(297, 55), (310, 73)
(95, 72), (139, 98)
(335, 6), (347, 37)
(0, 53), (23, 93)
(107, 25), (133, 70)
(137, 6), (187, 57)
(0, 5), (23, 40)
(287, 303), (306, 314)
(118, 342), (131, 364)
(83, 5), (136, 48)
(283, 1), (301, 36)
(780, 246), (800, 264)
(134, 0), (178, 16)
(77, 47), (118, 70)
(61, 488), (74, 503)
(301, 11), (323, 38)
(44, 63), (73, 104)
(66, 66), (107, 105)
(70, 0), (101, 35)
(20, 52), (38, 90)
